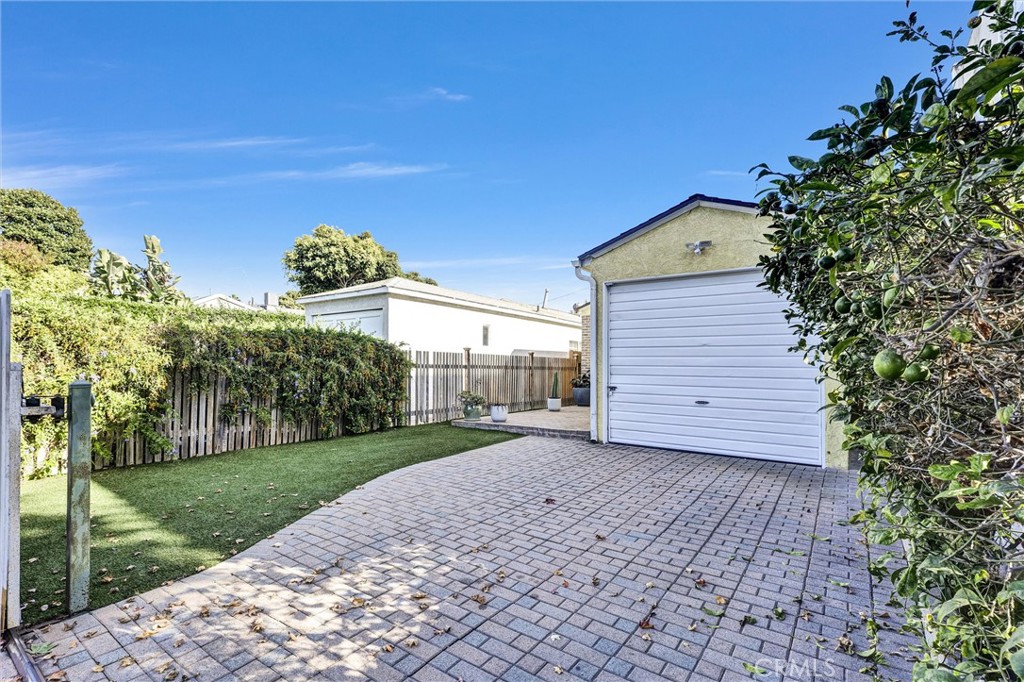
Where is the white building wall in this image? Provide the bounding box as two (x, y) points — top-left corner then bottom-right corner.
(386, 297), (579, 354)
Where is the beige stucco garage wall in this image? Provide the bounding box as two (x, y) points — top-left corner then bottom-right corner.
(581, 204), (848, 468)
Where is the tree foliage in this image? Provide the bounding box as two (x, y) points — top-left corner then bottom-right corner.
(282, 224), (436, 295)
(756, 3), (1023, 679)
(0, 189), (93, 272)
(91, 235), (186, 304)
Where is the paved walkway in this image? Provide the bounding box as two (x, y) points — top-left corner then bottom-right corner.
(454, 407), (590, 440)
(28, 438), (915, 682)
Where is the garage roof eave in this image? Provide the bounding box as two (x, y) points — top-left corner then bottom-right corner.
(576, 193), (758, 265)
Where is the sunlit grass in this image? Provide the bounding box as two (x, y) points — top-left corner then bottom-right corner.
(20, 423), (517, 625)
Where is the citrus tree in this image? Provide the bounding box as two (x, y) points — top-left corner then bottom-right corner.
(755, 2), (1023, 679)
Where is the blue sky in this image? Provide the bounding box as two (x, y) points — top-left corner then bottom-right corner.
(2, 2), (969, 310)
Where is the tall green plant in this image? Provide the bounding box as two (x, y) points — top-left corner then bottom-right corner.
(550, 372), (560, 399)
(755, 3), (1023, 679)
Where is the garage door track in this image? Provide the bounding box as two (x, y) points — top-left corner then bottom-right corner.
(30, 437), (915, 681)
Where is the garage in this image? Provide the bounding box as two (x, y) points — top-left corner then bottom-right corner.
(312, 309), (384, 337)
(604, 268), (823, 465)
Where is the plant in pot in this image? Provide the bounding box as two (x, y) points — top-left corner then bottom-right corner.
(571, 371), (590, 407)
(547, 372), (561, 411)
(489, 362), (510, 422)
(457, 390), (486, 421)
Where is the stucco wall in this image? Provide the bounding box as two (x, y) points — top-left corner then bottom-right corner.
(386, 296), (580, 355)
(582, 205), (847, 468)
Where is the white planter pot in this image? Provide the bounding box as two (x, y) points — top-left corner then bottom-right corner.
(547, 398), (561, 411)
(490, 405), (509, 422)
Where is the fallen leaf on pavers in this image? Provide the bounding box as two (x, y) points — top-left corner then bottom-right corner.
(715, 596), (728, 605)
(135, 630), (160, 641)
(173, 638), (186, 648)
(381, 644), (395, 653)
(694, 578), (707, 588)
(45, 673), (67, 682)
(701, 607), (724, 618)
(544, 498), (556, 505)
(238, 604), (261, 617)
(330, 604), (348, 615)
(351, 597), (367, 608)
(640, 633), (651, 641)
(119, 657), (135, 668)
(164, 671), (179, 681)
(591, 577), (600, 587)
(117, 613), (140, 624)
(687, 623), (697, 632)
(595, 533), (606, 541)
(807, 533), (831, 542)
(561, 580), (569, 588)
(198, 606), (210, 618)
(433, 627), (451, 636)
(92, 665), (104, 673)
(469, 594), (487, 606)
(222, 599), (242, 608)
(406, 639), (418, 648)
(550, 634), (561, 642)
(251, 619), (264, 633)
(644, 581), (656, 590)
(155, 662), (173, 674)
(636, 597), (645, 603)
(638, 617), (655, 630)
(29, 643), (55, 656)
(480, 584), (491, 593)
(553, 569), (563, 576)
(800, 611), (812, 621)
(742, 662), (768, 675)
(837, 634), (854, 654)
(419, 603), (429, 611)
(62, 621), (77, 632)
(810, 594), (823, 601)
(553, 666), (564, 675)
(83, 631), (97, 639)
(740, 615), (757, 627)
(772, 607), (787, 620)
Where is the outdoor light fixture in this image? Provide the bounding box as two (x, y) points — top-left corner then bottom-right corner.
(686, 240), (713, 255)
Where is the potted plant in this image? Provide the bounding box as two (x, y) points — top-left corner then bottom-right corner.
(571, 372), (590, 407)
(547, 372), (561, 411)
(457, 390), (486, 421)
(489, 403), (509, 422)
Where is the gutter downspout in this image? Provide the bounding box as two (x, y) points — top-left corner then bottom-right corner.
(573, 259), (598, 442)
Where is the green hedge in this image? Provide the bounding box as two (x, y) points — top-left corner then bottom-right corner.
(4, 264), (410, 477)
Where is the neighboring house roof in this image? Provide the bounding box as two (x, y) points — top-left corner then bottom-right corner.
(296, 277), (579, 326)
(575, 193), (758, 264)
(192, 294), (260, 311)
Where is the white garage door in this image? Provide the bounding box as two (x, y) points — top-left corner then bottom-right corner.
(606, 269), (823, 466)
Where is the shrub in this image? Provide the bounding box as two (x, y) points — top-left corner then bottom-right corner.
(756, 4), (1023, 679)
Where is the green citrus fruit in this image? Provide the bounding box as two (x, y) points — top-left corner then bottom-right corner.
(863, 299), (883, 319)
(817, 255), (837, 270)
(918, 343), (941, 361)
(901, 363), (929, 383)
(834, 246), (856, 263)
(882, 287), (900, 308)
(850, 301), (862, 315)
(834, 297), (852, 314)
(873, 349), (907, 380)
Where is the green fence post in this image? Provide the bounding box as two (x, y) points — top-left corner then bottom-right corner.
(66, 380), (91, 613)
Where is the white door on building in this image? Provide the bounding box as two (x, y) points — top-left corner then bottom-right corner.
(605, 268), (823, 466)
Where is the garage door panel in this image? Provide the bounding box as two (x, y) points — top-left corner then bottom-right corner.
(606, 270), (822, 466)
(608, 428), (814, 462)
(609, 405), (820, 434)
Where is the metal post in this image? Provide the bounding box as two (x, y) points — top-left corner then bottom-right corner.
(66, 381), (91, 614)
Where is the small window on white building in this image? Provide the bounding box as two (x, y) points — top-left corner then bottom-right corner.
(482, 325), (490, 347)
(569, 340), (579, 351)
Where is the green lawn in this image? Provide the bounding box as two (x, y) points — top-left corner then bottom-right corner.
(20, 423), (517, 625)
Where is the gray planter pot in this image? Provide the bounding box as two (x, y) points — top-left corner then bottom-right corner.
(462, 405), (481, 421)
(573, 387), (591, 407)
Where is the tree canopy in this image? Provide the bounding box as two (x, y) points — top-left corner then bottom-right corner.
(282, 224), (436, 296)
(755, 3), (1023, 679)
(0, 189), (93, 271)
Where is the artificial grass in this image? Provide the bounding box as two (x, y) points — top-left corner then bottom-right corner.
(19, 423), (517, 625)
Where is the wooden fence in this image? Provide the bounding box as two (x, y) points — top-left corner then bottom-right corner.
(95, 350), (580, 469)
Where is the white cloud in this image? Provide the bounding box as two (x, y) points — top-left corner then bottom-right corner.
(254, 162), (445, 181)
(1, 163), (126, 191)
(153, 136), (307, 151)
(426, 87), (471, 103)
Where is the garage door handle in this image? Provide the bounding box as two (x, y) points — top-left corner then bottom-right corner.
(695, 400), (709, 405)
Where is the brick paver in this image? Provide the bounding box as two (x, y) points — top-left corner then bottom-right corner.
(27, 438), (916, 681)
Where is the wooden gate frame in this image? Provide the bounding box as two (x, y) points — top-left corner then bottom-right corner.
(0, 289), (21, 630)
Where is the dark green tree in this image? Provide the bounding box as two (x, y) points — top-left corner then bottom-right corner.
(755, 3), (1023, 678)
(282, 224), (436, 296)
(0, 189), (93, 271)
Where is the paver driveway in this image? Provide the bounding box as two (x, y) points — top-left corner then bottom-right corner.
(30, 437), (916, 682)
